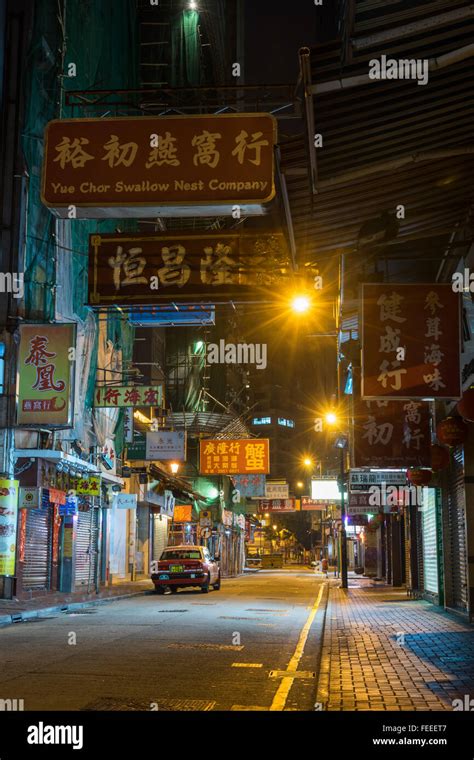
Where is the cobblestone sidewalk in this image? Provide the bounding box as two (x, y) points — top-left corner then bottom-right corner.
(316, 579), (474, 711)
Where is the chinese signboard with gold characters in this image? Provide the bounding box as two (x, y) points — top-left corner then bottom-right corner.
(199, 438), (270, 475)
(17, 324), (75, 427)
(361, 283), (461, 399)
(41, 114), (276, 218)
(94, 385), (163, 408)
(88, 232), (293, 306)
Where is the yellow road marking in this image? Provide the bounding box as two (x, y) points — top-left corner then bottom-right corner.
(269, 582), (325, 711)
(231, 662), (263, 668)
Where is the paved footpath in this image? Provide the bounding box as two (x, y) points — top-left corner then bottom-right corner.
(316, 579), (474, 711)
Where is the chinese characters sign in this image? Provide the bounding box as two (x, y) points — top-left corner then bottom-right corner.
(145, 431), (186, 461)
(257, 498), (297, 513)
(231, 474), (266, 498)
(17, 324), (75, 427)
(88, 232), (292, 306)
(199, 438), (270, 475)
(301, 497), (326, 511)
(361, 284), (461, 399)
(353, 398), (431, 468)
(94, 385), (163, 408)
(42, 114), (276, 217)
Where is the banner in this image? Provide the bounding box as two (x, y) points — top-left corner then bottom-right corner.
(129, 306), (215, 326)
(146, 431), (186, 461)
(17, 324), (75, 427)
(361, 283), (461, 399)
(88, 232), (294, 306)
(0, 479), (18, 575)
(200, 438), (270, 475)
(264, 482), (289, 499)
(42, 113), (276, 217)
(94, 385), (163, 408)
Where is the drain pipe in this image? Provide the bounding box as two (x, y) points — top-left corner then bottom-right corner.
(299, 47), (318, 194)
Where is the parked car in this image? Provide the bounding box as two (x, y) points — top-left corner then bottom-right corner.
(150, 545), (221, 594)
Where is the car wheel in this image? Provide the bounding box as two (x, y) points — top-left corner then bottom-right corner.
(154, 587), (165, 595)
(213, 573), (221, 591)
(170, 587), (178, 594)
(201, 577), (210, 593)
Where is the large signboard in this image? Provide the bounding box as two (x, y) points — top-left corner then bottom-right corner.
(88, 232), (293, 306)
(94, 385), (163, 408)
(129, 306), (215, 326)
(0, 479), (19, 575)
(199, 438), (270, 475)
(17, 324), (75, 427)
(361, 283), (461, 399)
(41, 114), (276, 217)
(301, 496), (326, 511)
(353, 398), (431, 468)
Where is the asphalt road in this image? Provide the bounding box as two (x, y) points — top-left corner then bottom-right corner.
(0, 568), (326, 712)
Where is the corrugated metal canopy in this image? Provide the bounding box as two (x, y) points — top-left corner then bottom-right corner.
(281, 0), (474, 283)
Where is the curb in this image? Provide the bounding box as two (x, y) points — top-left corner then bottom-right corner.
(0, 588), (152, 627)
(314, 583), (331, 710)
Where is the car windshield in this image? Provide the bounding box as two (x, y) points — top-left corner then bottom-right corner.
(161, 550), (202, 560)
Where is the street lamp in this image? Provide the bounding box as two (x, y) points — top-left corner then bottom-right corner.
(291, 295), (311, 314)
(169, 462), (180, 475)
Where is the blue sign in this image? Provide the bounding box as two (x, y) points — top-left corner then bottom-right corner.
(129, 306), (215, 326)
(59, 495), (78, 516)
(231, 474), (266, 498)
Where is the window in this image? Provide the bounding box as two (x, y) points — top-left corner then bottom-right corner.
(252, 416), (271, 426)
(161, 549), (202, 560)
(277, 417), (294, 428)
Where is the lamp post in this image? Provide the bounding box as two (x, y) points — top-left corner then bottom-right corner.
(334, 434), (349, 589)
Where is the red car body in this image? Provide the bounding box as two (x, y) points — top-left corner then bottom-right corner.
(151, 545), (221, 593)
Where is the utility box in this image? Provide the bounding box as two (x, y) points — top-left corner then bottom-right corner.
(261, 554), (283, 569)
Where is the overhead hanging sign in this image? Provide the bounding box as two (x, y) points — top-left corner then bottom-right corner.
(87, 232), (293, 306)
(301, 496), (326, 512)
(113, 493), (138, 510)
(199, 438), (270, 475)
(349, 470), (407, 491)
(353, 397), (431, 468)
(94, 385), (163, 408)
(129, 306), (215, 327)
(230, 474), (266, 498)
(264, 482), (289, 500)
(145, 431), (186, 461)
(361, 283), (461, 399)
(257, 498), (297, 513)
(17, 323), (76, 427)
(41, 113), (276, 218)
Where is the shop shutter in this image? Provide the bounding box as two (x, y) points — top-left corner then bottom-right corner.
(446, 446), (468, 611)
(404, 510), (412, 591)
(151, 513), (168, 562)
(74, 507), (99, 591)
(421, 488), (438, 597)
(22, 508), (52, 591)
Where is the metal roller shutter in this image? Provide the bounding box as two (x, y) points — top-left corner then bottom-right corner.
(23, 508), (52, 591)
(404, 509), (412, 591)
(422, 488), (439, 597)
(151, 513), (168, 562)
(446, 446), (468, 611)
(74, 507), (99, 591)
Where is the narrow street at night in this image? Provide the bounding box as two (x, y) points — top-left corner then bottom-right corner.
(1, 0), (474, 755)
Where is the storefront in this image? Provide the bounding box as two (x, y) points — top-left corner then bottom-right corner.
(420, 487), (444, 605)
(443, 445), (469, 613)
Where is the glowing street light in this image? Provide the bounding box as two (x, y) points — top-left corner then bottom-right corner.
(291, 295), (311, 314)
(296, 481), (304, 489)
(303, 457), (313, 468)
(325, 411), (338, 426)
(169, 462), (180, 475)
